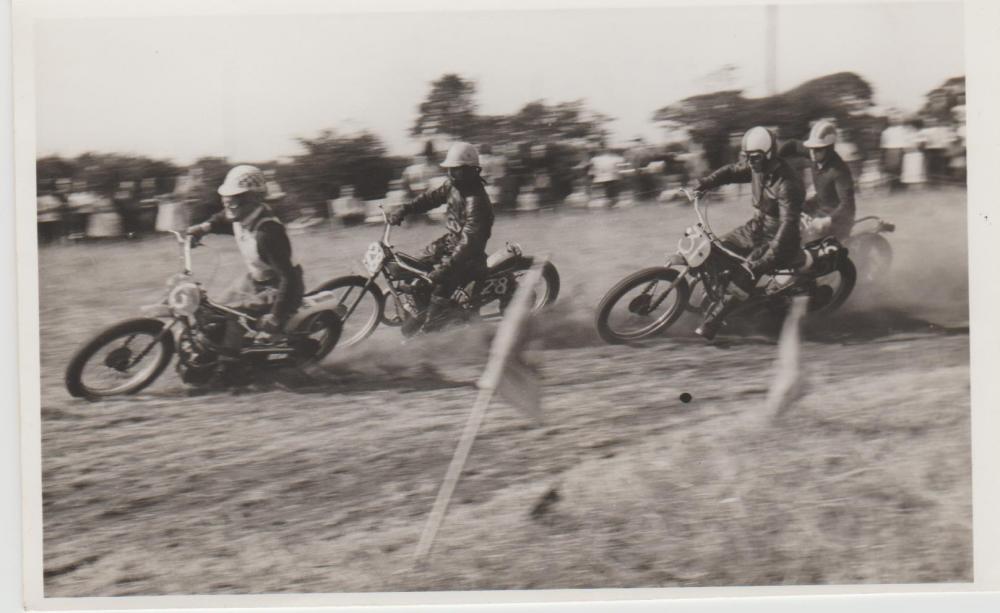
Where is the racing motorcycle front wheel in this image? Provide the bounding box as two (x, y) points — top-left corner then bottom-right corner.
(65, 318), (176, 400)
(595, 267), (690, 344)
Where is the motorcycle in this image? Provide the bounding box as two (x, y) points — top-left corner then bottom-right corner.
(64, 231), (343, 400)
(305, 207), (561, 345)
(595, 188), (857, 344)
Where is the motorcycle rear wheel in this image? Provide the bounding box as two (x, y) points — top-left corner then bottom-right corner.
(847, 233), (893, 284)
(65, 318), (175, 400)
(595, 267), (690, 344)
(292, 310), (343, 364)
(809, 256), (857, 314)
(496, 261), (561, 315)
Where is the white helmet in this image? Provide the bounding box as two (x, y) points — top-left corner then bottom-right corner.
(741, 126), (777, 159)
(804, 120), (837, 148)
(217, 165), (268, 197)
(440, 142), (480, 168)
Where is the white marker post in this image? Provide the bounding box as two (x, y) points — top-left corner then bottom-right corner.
(764, 295), (810, 420)
(413, 259), (548, 565)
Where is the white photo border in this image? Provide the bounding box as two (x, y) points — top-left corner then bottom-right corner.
(8, 0), (1000, 611)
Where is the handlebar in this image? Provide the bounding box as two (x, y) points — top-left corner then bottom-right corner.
(379, 205), (393, 243)
(676, 187), (752, 267)
(375, 204), (433, 283)
(168, 230), (194, 276)
(677, 187), (711, 237)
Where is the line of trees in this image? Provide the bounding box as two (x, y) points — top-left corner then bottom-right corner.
(36, 70), (964, 220)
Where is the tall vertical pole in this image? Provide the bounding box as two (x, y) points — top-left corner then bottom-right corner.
(765, 5), (778, 96)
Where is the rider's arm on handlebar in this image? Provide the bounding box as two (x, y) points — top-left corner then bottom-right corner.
(187, 210), (233, 237)
(695, 161), (753, 192)
(404, 181), (451, 217)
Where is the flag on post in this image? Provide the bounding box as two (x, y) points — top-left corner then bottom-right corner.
(477, 258), (548, 423)
(413, 259), (549, 565)
(765, 295), (809, 420)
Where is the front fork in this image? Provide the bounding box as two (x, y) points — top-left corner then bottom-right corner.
(642, 264), (689, 312)
(123, 319), (178, 368)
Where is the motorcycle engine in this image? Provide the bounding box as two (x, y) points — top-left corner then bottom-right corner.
(176, 330), (219, 385)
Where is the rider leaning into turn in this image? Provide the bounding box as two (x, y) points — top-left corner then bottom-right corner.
(692, 126), (806, 340)
(779, 119), (857, 241)
(186, 165), (305, 352)
(387, 142), (495, 333)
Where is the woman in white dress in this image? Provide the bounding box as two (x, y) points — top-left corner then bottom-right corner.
(901, 119), (927, 187)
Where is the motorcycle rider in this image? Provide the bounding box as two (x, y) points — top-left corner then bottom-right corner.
(186, 165), (305, 354)
(779, 119), (857, 241)
(691, 126), (806, 340)
(387, 141), (495, 333)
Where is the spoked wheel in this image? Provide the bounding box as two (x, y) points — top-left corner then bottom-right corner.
(292, 311), (343, 365)
(65, 318), (176, 400)
(808, 257), (857, 314)
(305, 275), (384, 348)
(595, 267), (690, 344)
(847, 234), (893, 284)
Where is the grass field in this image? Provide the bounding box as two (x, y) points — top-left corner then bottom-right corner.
(38, 186), (972, 595)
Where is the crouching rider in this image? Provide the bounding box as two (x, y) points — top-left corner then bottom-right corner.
(186, 165), (304, 355)
(386, 142), (495, 333)
(691, 126), (806, 340)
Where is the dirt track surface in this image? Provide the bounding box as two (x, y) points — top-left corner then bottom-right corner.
(39, 187), (971, 595)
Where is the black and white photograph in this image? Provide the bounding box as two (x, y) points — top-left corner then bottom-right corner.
(9, 0), (1000, 609)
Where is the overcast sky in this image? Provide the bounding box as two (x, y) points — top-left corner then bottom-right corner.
(34, 2), (964, 164)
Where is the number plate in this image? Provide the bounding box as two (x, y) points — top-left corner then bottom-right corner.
(362, 242), (385, 275)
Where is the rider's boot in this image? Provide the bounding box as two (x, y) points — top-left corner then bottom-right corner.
(420, 295), (453, 334)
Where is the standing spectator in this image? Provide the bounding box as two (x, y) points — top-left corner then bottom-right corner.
(36, 193), (64, 243)
(879, 114), (908, 192)
(949, 105), (967, 184)
(920, 117), (954, 185)
(112, 180), (138, 236)
(263, 169), (286, 204)
(67, 180), (100, 240)
(402, 141), (442, 200)
(478, 144), (507, 207)
(901, 118), (927, 189)
(328, 185), (366, 226)
(587, 145), (625, 207)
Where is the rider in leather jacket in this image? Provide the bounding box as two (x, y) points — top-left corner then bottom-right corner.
(779, 120), (856, 241)
(693, 126), (806, 340)
(388, 142), (495, 332)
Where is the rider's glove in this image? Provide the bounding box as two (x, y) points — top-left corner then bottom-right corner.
(427, 266), (445, 285)
(257, 313), (282, 335)
(387, 207), (407, 226)
(185, 223), (209, 238)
